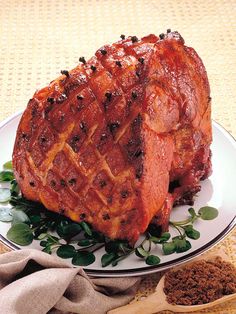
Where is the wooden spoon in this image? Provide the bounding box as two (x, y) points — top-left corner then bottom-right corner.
(108, 273), (236, 314)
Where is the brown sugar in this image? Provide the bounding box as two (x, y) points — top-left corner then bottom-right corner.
(164, 256), (236, 305)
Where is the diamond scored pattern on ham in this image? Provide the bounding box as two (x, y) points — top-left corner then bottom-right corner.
(12, 32), (212, 244)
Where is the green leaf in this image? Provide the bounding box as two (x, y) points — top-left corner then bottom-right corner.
(149, 232), (171, 244)
(145, 255), (160, 265)
(56, 245), (76, 259)
(11, 209), (30, 225)
(0, 171), (14, 182)
(64, 223), (82, 237)
(7, 222), (33, 245)
(57, 221), (81, 239)
(3, 161), (13, 170)
(159, 232), (171, 242)
(198, 206), (218, 220)
(77, 239), (91, 247)
(183, 225), (200, 240)
(173, 237), (192, 253)
(112, 260), (119, 267)
(10, 180), (20, 196)
(72, 251), (95, 266)
(80, 222), (92, 236)
(56, 221), (69, 237)
(42, 246), (52, 254)
(0, 188), (11, 203)
(188, 207), (197, 218)
(149, 236), (160, 243)
(101, 252), (117, 267)
(135, 247), (149, 258)
(47, 235), (60, 244)
(162, 242), (176, 255)
(40, 240), (48, 247)
(0, 207), (13, 222)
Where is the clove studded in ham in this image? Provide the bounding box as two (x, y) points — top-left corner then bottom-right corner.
(12, 31), (212, 244)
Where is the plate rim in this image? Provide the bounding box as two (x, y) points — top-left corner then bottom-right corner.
(0, 111), (235, 276)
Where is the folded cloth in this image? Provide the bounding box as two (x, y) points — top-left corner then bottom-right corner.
(0, 249), (141, 314)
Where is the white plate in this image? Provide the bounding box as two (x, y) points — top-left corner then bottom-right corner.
(0, 112), (235, 277)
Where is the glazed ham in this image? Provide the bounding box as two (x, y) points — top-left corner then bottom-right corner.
(12, 31), (212, 244)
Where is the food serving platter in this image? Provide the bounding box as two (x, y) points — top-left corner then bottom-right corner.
(0, 112), (235, 277)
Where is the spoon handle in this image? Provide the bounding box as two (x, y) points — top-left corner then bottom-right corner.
(108, 292), (167, 314)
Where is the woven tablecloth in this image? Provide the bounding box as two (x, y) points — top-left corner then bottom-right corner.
(0, 1), (235, 313)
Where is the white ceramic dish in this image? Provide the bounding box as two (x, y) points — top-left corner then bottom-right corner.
(0, 112), (235, 277)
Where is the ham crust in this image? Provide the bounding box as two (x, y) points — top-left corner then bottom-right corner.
(12, 31), (212, 244)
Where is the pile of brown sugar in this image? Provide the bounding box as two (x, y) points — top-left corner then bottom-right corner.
(164, 256), (236, 305)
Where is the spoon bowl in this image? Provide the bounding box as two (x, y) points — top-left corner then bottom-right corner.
(108, 273), (236, 314)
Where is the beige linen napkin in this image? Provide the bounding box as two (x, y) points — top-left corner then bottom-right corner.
(0, 249), (140, 314)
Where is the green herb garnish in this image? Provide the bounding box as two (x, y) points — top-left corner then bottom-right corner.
(198, 206), (219, 220)
(162, 241), (176, 255)
(3, 161), (13, 171)
(7, 222), (34, 246)
(145, 255), (161, 265)
(72, 251), (96, 266)
(0, 171), (14, 182)
(0, 160), (219, 267)
(56, 245), (76, 259)
(183, 225), (200, 240)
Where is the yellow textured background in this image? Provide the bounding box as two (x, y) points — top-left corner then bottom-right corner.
(0, 1), (235, 313)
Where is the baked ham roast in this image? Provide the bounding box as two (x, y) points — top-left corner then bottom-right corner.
(12, 31), (212, 244)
